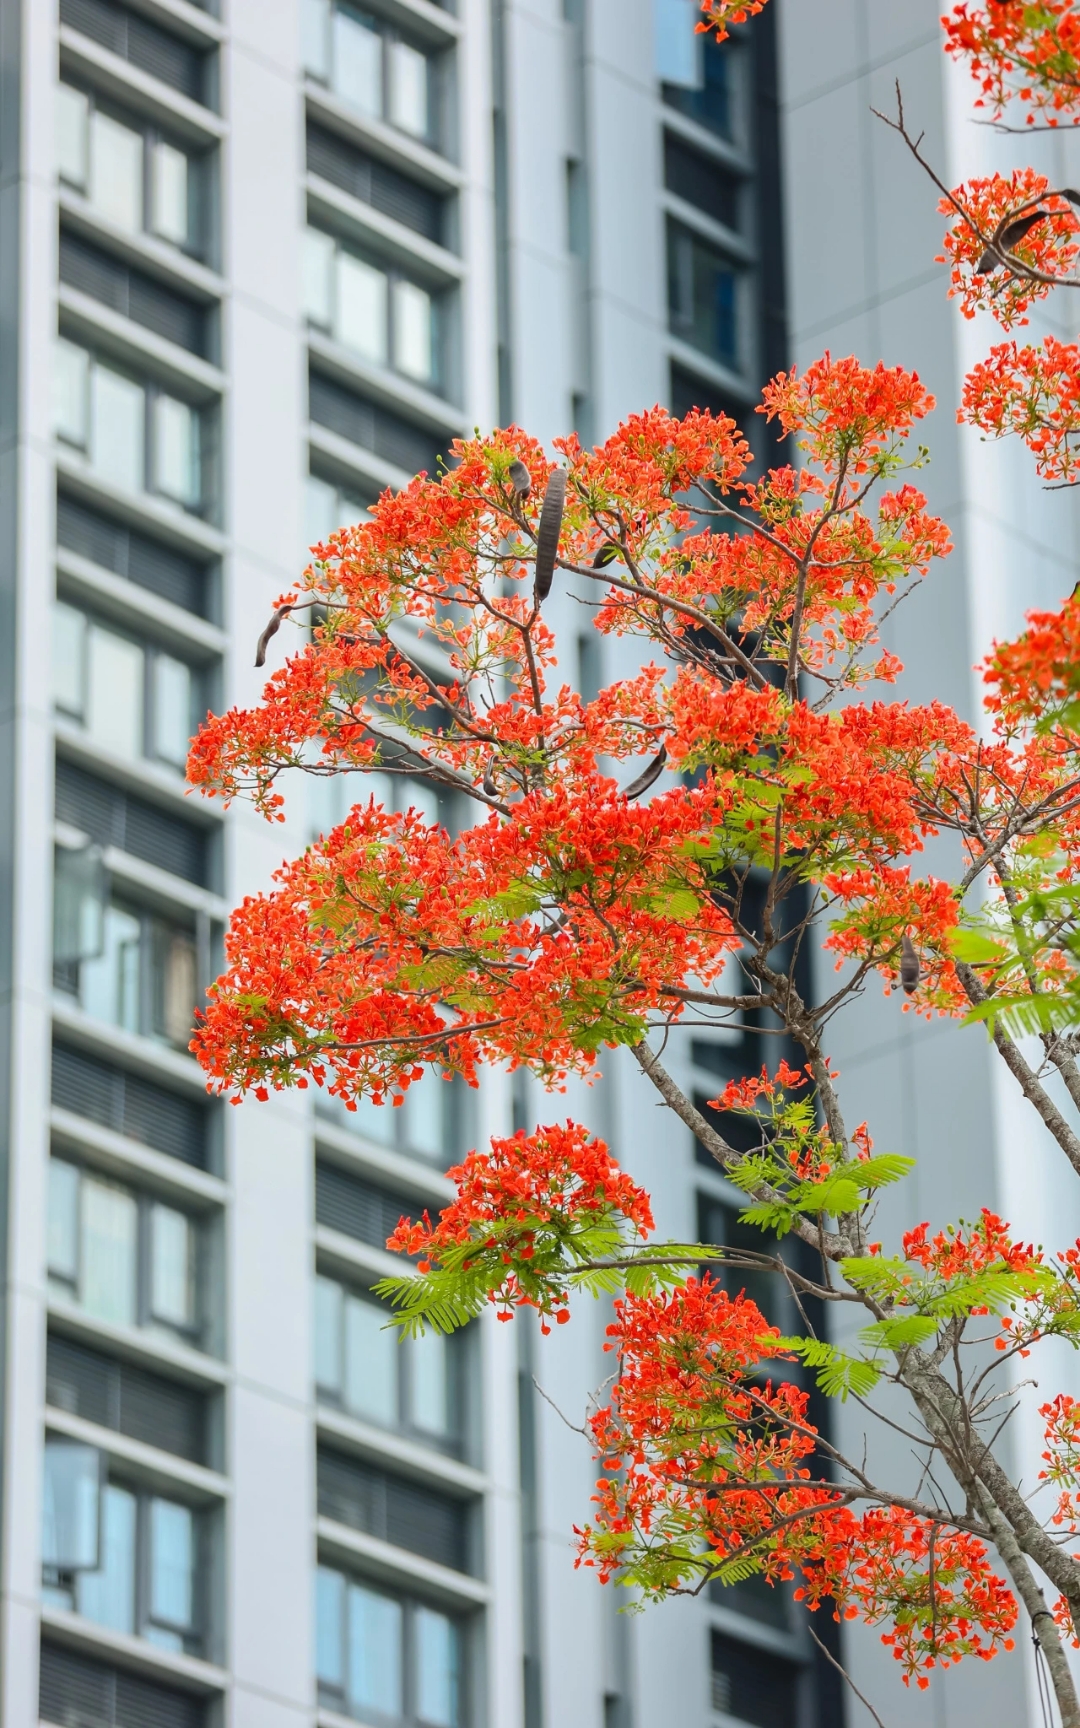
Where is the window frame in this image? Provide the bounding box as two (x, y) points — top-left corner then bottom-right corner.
(303, 0), (446, 154)
(53, 338), (212, 518)
(42, 1439), (208, 1657)
(46, 1154), (208, 1350)
(665, 215), (747, 375)
(303, 222), (446, 393)
(55, 77), (212, 261)
(51, 595), (205, 773)
(314, 1268), (467, 1454)
(315, 1559), (467, 1728)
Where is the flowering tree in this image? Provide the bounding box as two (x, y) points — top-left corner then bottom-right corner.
(184, 8), (1080, 1725)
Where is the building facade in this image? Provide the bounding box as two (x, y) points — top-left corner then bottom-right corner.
(0, 0), (1074, 1726)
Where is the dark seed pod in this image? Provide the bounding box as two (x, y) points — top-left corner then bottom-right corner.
(533, 469), (567, 606)
(508, 459), (531, 496)
(623, 745), (668, 801)
(255, 603), (293, 667)
(977, 210), (1050, 274)
(482, 755), (498, 797)
(593, 542), (619, 569)
(900, 933), (921, 996)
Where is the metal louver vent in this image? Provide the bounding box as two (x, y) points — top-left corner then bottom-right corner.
(60, 232), (208, 356)
(709, 1632), (797, 1728)
(306, 122), (445, 245)
(51, 1041), (211, 1170)
(57, 493), (210, 616)
(314, 1160), (417, 1249)
(55, 758), (211, 888)
(39, 1641), (206, 1728)
(308, 371), (441, 479)
(59, 0), (208, 104)
(317, 1447), (470, 1573)
(46, 1333), (208, 1463)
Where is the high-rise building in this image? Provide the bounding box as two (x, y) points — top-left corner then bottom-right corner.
(0, 0), (1070, 1725)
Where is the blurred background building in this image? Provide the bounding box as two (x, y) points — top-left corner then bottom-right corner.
(0, 0), (1077, 1725)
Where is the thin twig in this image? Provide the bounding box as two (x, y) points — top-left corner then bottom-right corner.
(806, 1625), (889, 1728)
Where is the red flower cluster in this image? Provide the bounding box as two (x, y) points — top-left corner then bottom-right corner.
(938, 172), (1080, 327)
(943, 2), (1080, 124)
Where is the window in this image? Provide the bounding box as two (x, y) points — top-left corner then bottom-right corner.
(304, 226), (441, 388)
(51, 1037), (213, 1171)
(667, 219), (742, 370)
(52, 600), (200, 770)
(315, 1271), (463, 1450)
(710, 1630), (798, 1727)
(57, 492), (213, 618)
(42, 1438), (206, 1656)
(318, 1447), (470, 1572)
(664, 133), (741, 230)
(55, 81), (207, 256)
(39, 1641), (206, 1728)
(306, 472), (371, 549)
(304, 0), (440, 149)
(58, 0), (212, 107)
(52, 866), (202, 1052)
(53, 339), (207, 513)
(47, 1331), (211, 1465)
(663, 29), (739, 140)
(316, 1564), (463, 1727)
(307, 120), (448, 246)
(47, 1157), (205, 1346)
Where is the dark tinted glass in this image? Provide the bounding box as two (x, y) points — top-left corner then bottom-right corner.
(55, 758), (211, 888)
(307, 122), (446, 245)
(57, 493), (211, 616)
(46, 1333), (208, 1463)
(40, 1641), (206, 1728)
(668, 219), (739, 368)
(710, 1631), (797, 1728)
(309, 370), (442, 478)
(664, 134), (740, 229)
(59, 0), (209, 105)
(51, 1040), (211, 1169)
(664, 35), (735, 138)
(314, 1160), (418, 1249)
(317, 1447), (470, 1572)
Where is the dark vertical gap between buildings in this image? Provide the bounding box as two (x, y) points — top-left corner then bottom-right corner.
(492, 0), (513, 425)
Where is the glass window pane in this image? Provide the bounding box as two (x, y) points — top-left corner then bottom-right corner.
(401, 1071), (443, 1160)
(334, 8), (382, 117)
(303, 0), (331, 78)
(80, 1176), (137, 1327)
(47, 1159), (80, 1284)
(57, 84), (89, 187)
(305, 474), (336, 550)
(667, 222), (739, 369)
(86, 624), (144, 759)
(80, 901), (142, 1034)
(150, 1204), (194, 1329)
(77, 1483), (136, 1633)
(53, 339), (89, 448)
(316, 1566), (345, 1687)
(150, 1498), (194, 1628)
(52, 602), (87, 720)
(347, 1583), (403, 1716)
(153, 926), (198, 1049)
(336, 252), (388, 364)
(53, 842), (107, 970)
(388, 40), (429, 138)
(315, 1275), (343, 1394)
(410, 1327), (451, 1436)
(344, 1292), (397, 1426)
(392, 278), (433, 382)
(89, 365), (145, 493)
(153, 395), (200, 507)
(150, 141), (189, 246)
(152, 653), (193, 769)
(303, 228), (335, 329)
(416, 1606), (460, 1728)
(89, 110), (143, 232)
(42, 1438), (101, 1571)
